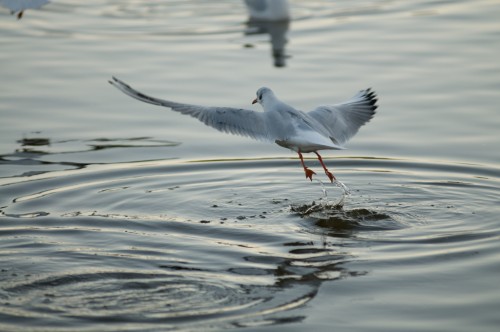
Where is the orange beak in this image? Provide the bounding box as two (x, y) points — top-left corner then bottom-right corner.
(252, 98), (257, 104)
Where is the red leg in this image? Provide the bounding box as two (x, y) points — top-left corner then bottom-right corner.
(298, 151), (316, 181)
(314, 152), (336, 182)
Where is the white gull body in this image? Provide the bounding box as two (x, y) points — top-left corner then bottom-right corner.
(244, 0), (290, 22)
(109, 77), (377, 182)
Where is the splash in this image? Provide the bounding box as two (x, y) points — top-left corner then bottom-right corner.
(309, 178), (351, 212)
(295, 179), (351, 215)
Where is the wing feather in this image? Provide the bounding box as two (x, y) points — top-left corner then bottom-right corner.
(308, 88), (378, 146)
(109, 77), (270, 142)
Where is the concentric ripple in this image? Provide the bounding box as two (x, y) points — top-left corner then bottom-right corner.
(1, 157), (499, 331)
(4, 271), (269, 328)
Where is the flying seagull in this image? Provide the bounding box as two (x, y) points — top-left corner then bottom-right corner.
(109, 77), (377, 182)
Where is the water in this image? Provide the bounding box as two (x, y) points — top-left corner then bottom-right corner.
(1, 1), (500, 331)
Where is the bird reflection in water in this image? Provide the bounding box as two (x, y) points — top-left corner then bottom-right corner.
(244, 0), (290, 67)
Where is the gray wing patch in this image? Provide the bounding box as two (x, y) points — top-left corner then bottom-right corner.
(109, 77), (271, 142)
(308, 88), (377, 146)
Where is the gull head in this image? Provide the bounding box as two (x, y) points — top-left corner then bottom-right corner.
(252, 87), (275, 106)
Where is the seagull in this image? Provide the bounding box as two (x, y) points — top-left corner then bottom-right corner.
(109, 77), (377, 183)
(0, 0), (50, 19)
(244, 0), (290, 22)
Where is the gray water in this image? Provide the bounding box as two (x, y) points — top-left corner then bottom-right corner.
(1, 1), (500, 331)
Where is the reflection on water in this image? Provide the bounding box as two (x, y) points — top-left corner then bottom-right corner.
(244, 0), (290, 67)
(0, 134), (180, 178)
(245, 19), (289, 67)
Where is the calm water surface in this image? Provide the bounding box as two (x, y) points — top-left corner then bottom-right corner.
(1, 1), (499, 331)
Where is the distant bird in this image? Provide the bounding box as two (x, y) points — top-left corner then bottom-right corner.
(244, 14), (290, 67)
(109, 77), (377, 183)
(244, 0), (290, 22)
(0, 0), (50, 19)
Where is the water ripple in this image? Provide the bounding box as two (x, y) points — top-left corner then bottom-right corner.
(0, 157), (499, 330)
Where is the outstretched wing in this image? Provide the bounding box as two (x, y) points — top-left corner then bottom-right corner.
(109, 77), (270, 142)
(307, 88), (377, 146)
